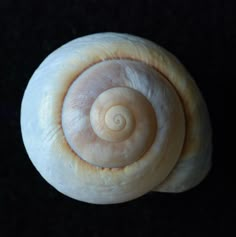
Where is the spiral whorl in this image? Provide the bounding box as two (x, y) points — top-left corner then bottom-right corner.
(104, 105), (132, 133)
(90, 88), (136, 143)
(61, 61), (158, 168)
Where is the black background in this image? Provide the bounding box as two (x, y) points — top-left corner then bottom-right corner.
(0, 0), (230, 236)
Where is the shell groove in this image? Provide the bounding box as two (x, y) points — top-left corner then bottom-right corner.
(21, 33), (212, 204)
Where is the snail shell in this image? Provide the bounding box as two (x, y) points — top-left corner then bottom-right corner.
(21, 33), (212, 204)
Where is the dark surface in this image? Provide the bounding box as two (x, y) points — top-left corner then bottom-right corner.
(0, 0), (230, 236)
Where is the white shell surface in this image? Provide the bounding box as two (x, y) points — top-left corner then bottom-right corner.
(21, 33), (212, 203)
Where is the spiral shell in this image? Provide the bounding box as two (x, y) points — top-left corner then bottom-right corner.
(21, 33), (212, 204)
